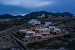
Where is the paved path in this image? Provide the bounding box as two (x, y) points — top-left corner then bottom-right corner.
(10, 35), (30, 50)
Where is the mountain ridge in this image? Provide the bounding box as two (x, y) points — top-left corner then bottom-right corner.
(0, 11), (73, 19)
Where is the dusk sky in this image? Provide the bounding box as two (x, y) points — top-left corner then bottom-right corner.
(0, 0), (75, 15)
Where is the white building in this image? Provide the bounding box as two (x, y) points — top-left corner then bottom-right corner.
(28, 19), (41, 25)
(54, 28), (61, 33)
(49, 26), (55, 32)
(19, 26), (61, 39)
(49, 26), (61, 33)
(25, 31), (35, 35)
(44, 22), (51, 26)
(38, 14), (45, 18)
(19, 29), (26, 33)
(25, 31), (35, 38)
(34, 27), (51, 38)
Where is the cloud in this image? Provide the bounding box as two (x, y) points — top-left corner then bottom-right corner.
(12, 13), (27, 16)
(0, 0), (53, 8)
(13, 11), (21, 13)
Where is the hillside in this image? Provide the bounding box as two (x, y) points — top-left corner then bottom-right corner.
(0, 11), (73, 19)
(24, 11), (73, 18)
(0, 14), (24, 19)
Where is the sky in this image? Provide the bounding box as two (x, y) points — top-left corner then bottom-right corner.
(0, 0), (75, 15)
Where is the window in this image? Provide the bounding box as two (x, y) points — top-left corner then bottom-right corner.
(29, 33), (33, 36)
(41, 30), (43, 33)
